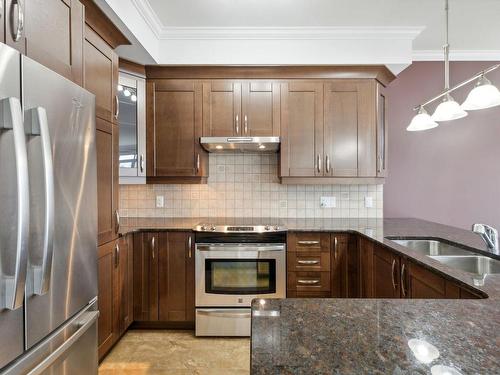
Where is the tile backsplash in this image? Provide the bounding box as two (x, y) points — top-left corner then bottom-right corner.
(119, 154), (383, 218)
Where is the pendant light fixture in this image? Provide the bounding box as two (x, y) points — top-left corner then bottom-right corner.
(407, 0), (500, 132)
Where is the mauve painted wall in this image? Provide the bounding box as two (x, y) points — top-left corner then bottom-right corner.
(384, 61), (500, 230)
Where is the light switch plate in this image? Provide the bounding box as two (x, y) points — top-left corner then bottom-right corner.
(320, 196), (336, 208)
(364, 196), (374, 208)
(156, 195), (164, 208)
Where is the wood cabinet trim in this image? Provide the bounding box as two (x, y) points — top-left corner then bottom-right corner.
(145, 65), (395, 86)
(80, 0), (130, 49)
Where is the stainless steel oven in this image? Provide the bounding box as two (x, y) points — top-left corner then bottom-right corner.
(194, 225), (286, 336)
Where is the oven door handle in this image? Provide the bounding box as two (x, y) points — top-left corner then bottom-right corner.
(196, 244), (285, 252)
(197, 310), (251, 319)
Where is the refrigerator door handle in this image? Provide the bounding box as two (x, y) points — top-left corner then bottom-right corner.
(0, 97), (29, 310)
(26, 107), (55, 295)
(26, 310), (99, 375)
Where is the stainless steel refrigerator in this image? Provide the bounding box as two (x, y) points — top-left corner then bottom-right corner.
(0, 43), (98, 374)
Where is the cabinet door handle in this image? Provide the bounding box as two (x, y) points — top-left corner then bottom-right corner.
(297, 279), (320, 285)
(297, 260), (319, 265)
(114, 95), (119, 120)
(325, 155), (331, 174)
(391, 258), (397, 291)
(196, 153), (200, 173)
(377, 155), (382, 173)
(244, 115), (248, 134)
(115, 210), (120, 233)
(317, 154), (321, 173)
(150, 236), (155, 259)
(334, 236), (338, 259)
(401, 263), (407, 297)
(114, 243), (120, 268)
(235, 114), (239, 134)
(297, 240), (319, 245)
(187, 236), (192, 258)
(139, 154), (144, 173)
(10, 0), (24, 42)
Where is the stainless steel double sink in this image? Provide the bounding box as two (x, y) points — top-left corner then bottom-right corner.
(389, 239), (500, 276)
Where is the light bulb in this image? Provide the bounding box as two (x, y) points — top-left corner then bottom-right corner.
(117, 84), (123, 91)
(131, 94), (137, 102)
(461, 76), (500, 110)
(123, 89), (131, 97)
(431, 94), (468, 122)
(407, 107), (439, 131)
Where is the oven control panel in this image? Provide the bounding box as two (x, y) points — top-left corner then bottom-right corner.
(194, 224), (285, 233)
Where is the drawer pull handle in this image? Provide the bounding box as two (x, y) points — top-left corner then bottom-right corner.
(297, 240), (320, 245)
(297, 260), (320, 265)
(297, 279), (320, 285)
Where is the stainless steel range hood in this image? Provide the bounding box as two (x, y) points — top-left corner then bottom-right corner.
(200, 137), (280, 153)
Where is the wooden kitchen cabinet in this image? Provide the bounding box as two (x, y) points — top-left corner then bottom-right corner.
(97, 235), (133, 360)
(324, 80), (375, 177)
(97, 240), (119, 360)
(281, 79), (387, 183)
(133, 232), (159, 322)
(202, 80), (280, 137)
(84, 25), (119, 124)
(95, 119), (119, 245)
(331, 234), (349, 298)
(373, 244), (401, 298)
(280, 82), (324, 177)
(359, 237), (374, 298)
(4, 0), (84, 85)
(146, 80), (208, 183)
(202, 81), (241, 136)
(158, 232), (195, 324)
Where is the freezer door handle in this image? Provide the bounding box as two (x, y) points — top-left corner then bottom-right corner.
(0, 97), (29, 310)
(26, 107), (55, 295)
(26, 310), (99, 375)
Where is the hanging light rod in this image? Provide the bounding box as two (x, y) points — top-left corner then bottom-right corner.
(413, 64), (500, 111)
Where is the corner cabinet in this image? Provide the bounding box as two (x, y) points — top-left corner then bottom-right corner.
(280, 79), (388, 184)
(146, 80), (208, 184)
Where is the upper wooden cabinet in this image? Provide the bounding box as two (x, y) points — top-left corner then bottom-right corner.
(280, 81), (324, 178)
(281, 79), (386, 183)
(146, 80), (208, 183)
(202, 80), (280, 137)
(4, 0), (84, 85)
(84, 25), (119, 124)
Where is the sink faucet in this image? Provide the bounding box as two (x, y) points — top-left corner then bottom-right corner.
(472, 223), (499, 254)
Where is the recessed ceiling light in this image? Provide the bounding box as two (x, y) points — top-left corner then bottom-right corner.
(258, 144), (266, 149)
(117, 84), (123, 91)
(131, 94), (137, 102)
(216, 145), (223, 150)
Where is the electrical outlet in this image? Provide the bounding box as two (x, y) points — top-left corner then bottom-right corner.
(156, 195), (164, 208)
(320, 196), (336, 208)
(364, 196), (374, 208)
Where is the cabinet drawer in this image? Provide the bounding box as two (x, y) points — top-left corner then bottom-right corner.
(288, 232), (330, 252)
(288, 251), (330, 272)
(287, 272), (331, 292)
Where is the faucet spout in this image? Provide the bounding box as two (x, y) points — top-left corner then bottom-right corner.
(472, 223), (499, 254)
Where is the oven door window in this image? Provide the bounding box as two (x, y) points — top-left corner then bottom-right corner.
(205, 259), (276, 294)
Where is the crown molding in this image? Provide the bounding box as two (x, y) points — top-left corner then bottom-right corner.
(156, 26), (425, 41)
(129, 0), (163, 38)
(413, 50), (500, 61)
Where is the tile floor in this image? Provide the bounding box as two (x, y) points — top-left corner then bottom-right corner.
(99, 330), (250, 375)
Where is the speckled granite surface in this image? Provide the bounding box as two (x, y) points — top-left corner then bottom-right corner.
(120, 217), (500, 374)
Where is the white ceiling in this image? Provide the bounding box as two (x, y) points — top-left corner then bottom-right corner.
(99, 0), (500, 74)
(146, 0), (500, 53)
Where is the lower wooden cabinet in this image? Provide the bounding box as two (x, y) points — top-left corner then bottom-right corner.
(331, 234), (349, 298)
(133, 231), (195, 326)
(97, 235), (133, 360)
(359, 238), (482, 300)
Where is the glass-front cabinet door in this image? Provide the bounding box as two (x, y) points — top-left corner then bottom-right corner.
(118, 72), (146, 183)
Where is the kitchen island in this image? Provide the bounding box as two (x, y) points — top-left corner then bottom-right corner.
(250, 218), (500, 374)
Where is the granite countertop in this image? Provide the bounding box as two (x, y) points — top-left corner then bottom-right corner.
(120, 216), (500, 374)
